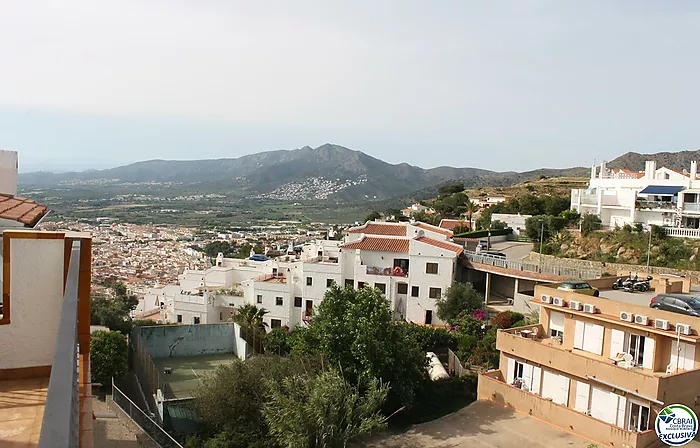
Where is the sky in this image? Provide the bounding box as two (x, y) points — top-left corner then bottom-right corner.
(1, 1), (700, 173)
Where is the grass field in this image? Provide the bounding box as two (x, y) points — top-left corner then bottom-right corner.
(153, 353), (236, 399)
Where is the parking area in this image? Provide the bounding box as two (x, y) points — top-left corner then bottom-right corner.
(601, 288), (658, 307)
(359, 401), (591, 448)
(488, 241), (533, 260)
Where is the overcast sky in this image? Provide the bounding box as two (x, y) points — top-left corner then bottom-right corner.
(2, 1), (700, 172)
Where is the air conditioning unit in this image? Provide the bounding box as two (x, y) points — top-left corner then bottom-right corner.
(552, 297), (565, 307)
(583, 304), (597, 314)
(620, 311), (634, 322)
(676, 323), (692, 336)
(655, 318), (670, 330)
(541, 294), (551, 304)
(635, 315), (649, 326)
(569, 300), (582, 311)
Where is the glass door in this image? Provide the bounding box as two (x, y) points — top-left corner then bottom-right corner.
(625, 334), (646, 366)
(627, 401), (650, 432)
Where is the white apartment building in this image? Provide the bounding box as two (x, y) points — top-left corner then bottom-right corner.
(137, 221), (464, 328)
(571, 160), (700, 238)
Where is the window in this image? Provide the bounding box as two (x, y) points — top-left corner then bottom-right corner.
(177, 314), (183, 323)
(411, 286), (419, 297)
(271, 319), (282, 329)
(625, 334), (646, 367)
(549, 311), (565, 342)
(550, 329), (564, 341)
(306, 277), (313, 286)
(193, 316), (200, 324)
(345, 279), (354, 288)
(375, 283), (386, 294)
(257, 295), (262, 304)
(393, 258), (409, 274)
(357, 281), (365, 289)
(573, 321), (604, 355)
(397, 283), (408, 294)
(326, 278), (334, 287)
(628, 401), (650, 432)
(429, 288), (441, 299)
(514, 361), (525, 380)
(219, 312), (223, 321)
(425, 310), (433, 325)
(426, 262), (438, 274)
(276, 297), (283, 306)
(294, 297), (302, 308)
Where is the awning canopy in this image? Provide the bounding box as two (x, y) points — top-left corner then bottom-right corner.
(638, 185), (685, 196)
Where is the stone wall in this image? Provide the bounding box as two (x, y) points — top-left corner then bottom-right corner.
(138, 323), (237, 359)
(525, 252), (700, 284)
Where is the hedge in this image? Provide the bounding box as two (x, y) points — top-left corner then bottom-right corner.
(454, 228), (513, 238)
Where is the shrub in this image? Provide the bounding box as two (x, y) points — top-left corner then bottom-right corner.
(471, 308), (486, 320)
(402, 324), (458, 352)
(491, 311), (525, 329)
(91, 330), (128, 391)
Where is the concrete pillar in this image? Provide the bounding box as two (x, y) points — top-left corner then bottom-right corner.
(485, 272), (491, 305)
(514, 278), (519, 296)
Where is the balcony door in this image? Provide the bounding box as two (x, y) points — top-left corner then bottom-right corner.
(627, 400), (650, 432)
(610, 329), (655, 370)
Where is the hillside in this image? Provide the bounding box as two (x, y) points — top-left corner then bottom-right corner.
(463, 176), (589, 200)
(18, 144), (586, 202)
(608, 149), (700, 172)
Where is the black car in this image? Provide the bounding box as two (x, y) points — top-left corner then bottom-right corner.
(650, 294), (700, 317)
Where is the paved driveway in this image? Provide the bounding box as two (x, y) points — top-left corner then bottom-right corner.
(489, 242), (534, 261)
(359, 401), (591, 448)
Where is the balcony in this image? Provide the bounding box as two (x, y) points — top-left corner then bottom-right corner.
(365, 266), (408, 277)
(0, 231), (92, 447)
(478, 370), (660, 448)
(497, 325), (662, 400)
(663, 227), (700, 239)
(682, 202), (700, 213)
(636, 200), (677, 210)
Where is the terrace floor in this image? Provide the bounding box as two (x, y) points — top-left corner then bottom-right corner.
(0, 377), (48, 447)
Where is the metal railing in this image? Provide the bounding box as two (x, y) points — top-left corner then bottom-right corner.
(464, 251), (601, 279)
(365, 265), (408, 277)
(38, 242), (81, 448)
(112, 380), (184, 448)
(131, 329), (163, 413)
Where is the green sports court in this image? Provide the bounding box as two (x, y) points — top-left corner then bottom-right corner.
(153, 353), (236, 399)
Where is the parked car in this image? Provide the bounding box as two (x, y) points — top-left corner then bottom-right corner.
(650, 294), (700, 317)
(482, 250), (506, 259)
(249, 255), (269, 262)
(557, 280), (600, 297)
(478, 240), (489, 250)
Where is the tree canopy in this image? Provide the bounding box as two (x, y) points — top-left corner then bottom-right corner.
(90, 330), (128, 391)
(91, 281), (139, 334)
(436, 282), (484, 325)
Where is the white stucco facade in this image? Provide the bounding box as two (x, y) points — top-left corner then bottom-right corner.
(0, 150), (18, 197)
(0, 238), (65, 369)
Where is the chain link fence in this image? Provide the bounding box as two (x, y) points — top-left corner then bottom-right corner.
(112, 379), (183, 448)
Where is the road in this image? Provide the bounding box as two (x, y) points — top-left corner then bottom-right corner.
(488, 241), (533, 260)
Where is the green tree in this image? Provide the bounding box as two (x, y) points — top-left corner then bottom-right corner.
(233, 304), (269, 332)
(464, 200), (478, 229)
(524, 215), (566, 242)
(263, 369), (389, 448)
(264, 327), (292, 356)
(91, 281), (139, 334)
(402, 324), (458, 352)
(365, 211), (382, 222)
(581, 213), (602, 235)
(295, 286), (426, 412)
(413, 211), (440, 225)
(90, 330), (128, 391)
(490, 220), (507, 230)
(436, 282), (484, 325)
(439, 183), (465, 196)
(204, 241), (235, 258)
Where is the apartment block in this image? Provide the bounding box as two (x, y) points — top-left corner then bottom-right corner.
(139, 221), (464, 328)
(571, 159), (700, 238)
(478, 282), (700, 448)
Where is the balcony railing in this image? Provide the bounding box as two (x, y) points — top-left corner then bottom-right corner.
(663, 227), (700, 239)
(636, 200), (677, 210)
(38, 241), (82, 448)
(579, 196), (598, 206)
(683, 202), (700, 213)
(365, 266), (408, 277)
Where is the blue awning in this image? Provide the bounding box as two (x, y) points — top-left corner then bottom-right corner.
(638, 185), (685, 196)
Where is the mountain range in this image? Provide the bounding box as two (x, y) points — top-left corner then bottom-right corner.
(19, 143), (589, 201)
(608, 149), (700, 172)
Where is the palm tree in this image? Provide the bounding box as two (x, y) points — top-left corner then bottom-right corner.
(233, 303), (269, 332)
(465, 200), (479, 230)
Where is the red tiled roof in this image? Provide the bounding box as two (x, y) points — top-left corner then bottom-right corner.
(415, 236), (464, 255)
(0, 194), (48, 226)
(438, 219), (466, 231)
(345, 222), (407, 236)
(414, 222), (454, 236)
(340, 236), (410, 252)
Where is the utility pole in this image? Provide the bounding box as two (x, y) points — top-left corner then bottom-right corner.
(646, 225), (653, 272)
(539, 219), (544, 273)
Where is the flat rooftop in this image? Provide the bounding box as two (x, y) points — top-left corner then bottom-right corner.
(153, 353), (236, 399)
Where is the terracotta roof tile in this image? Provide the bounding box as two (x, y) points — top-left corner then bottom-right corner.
(414, 222), (454, 236)
(415, 236), (464, 255)
(345, 222), (407, 236)
(0, 194), (48, 226)
(340, 236), (410, 253)
(437, 219), (467, 231)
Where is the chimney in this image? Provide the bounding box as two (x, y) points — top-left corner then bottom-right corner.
(590, 162), (597, 179)
(600, 160), (607, 178)
(691, 161), (698, 181)
(0, 150), (18, 196)
(645, 160), (657, 180)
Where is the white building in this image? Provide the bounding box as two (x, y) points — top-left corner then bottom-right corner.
(139, 221), (464, 328)
(0, 150), (48, 232)
(571, 160), (700, 238)
(472, 194), (511, 208)
(490, 213), (532, 236)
